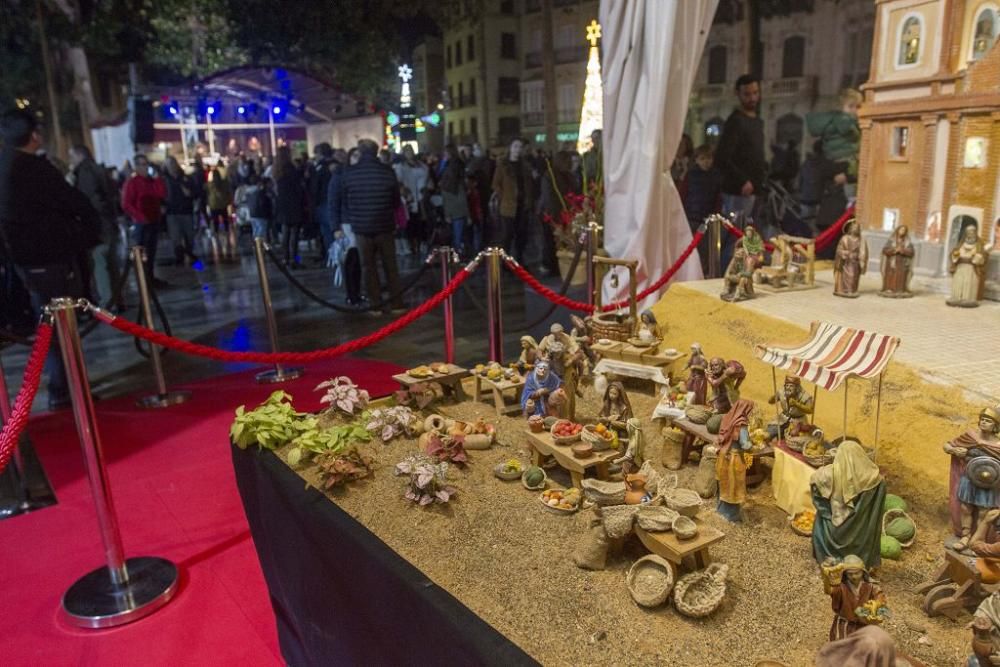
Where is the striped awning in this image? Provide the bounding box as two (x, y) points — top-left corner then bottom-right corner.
(753, 321), (900, 391)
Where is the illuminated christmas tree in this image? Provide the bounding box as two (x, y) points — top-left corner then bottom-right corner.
(577, 20), (603, 154)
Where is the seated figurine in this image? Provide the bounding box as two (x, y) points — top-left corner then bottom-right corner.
(967, 508), (1000, 584)
(820, 554), (888, 641)
(520, 360), (563, 418)
(600, 381), (633, 433)
(766, 375), (815, 439)
(614, 418), (645, 476)
(972, 592), (1000, 667)
(518, 335), (539, 370)
(637, 309), (661, 341)
(721, 225), (765, 302)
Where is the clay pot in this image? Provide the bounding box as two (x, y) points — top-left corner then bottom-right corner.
(624, 474), (648, 505)
(571, 443), (593, 459)
(423, 414), (446, 433)
(528, 417), (545, 433)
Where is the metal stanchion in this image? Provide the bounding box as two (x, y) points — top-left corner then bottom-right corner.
(485, 248), (504, 363)
(252, 237), (303, 383)
(708, 215), (721, 279)
(435, 246), (458, 364)
(0, 351), (33, 517)
(48, 298), (178, 628)
(584, 221), (601, 307)
(131, 246), (191, 408)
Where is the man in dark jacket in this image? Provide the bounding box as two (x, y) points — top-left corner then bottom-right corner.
(308, 143), (335, 260)
(330, 139), (403, 313)
(69, 144), (121, 309)
(0, 109), (101, 409)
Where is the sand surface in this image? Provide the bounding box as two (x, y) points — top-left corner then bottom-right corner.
(281, 380), (969, 667)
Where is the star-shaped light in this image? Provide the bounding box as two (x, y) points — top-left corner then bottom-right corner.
(398, 64), (413, 82)
(586, 19), (601, 47)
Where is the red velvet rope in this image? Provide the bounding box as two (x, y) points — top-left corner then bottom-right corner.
(99, 269), (473, 364)
(723, 204), (855, 253)
(506, 229), (706, 314)
(0, 323), (52, 476)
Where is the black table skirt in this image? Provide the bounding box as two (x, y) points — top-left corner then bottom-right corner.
(231, 445), (538, 667)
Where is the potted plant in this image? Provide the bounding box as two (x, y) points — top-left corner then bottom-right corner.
(424, 432), (468, 466)
(394, 454), (457, 506)
(364, 406), (419, 443)
(285, 421), (371, 466)
(231, 391), (314, 451)
(315, 447), (375, 489)
(316, 376), (370, 416)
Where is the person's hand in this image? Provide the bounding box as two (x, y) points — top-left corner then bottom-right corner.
(740, 181), (754, 197)
(834, 173), (848, 186)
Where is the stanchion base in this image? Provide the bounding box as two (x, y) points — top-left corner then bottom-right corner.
(136, 390), (192, 409)
(0, 498), (49, 519)
(256, 367), (304, 384)
(62, 556), (179, 629)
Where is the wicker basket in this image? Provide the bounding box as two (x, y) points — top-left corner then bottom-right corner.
(672, 515), (698, 540)
(521, 468), (548, 490)
(685, 405), (712, 425)
(582, 424), (617, 451)
(582, 479), (626, 506)
(550, 419), (582, 445)
(626, 555), (675, 608)
(881, 508), (916, 548)
(636, 505), (680, 532)
(789, 511), (814, 537)
(493, 463), (522, 481)
(804, 452), (833, 468)
(785, 435), (811, 453)
(659, 474), (702, 517)
(588, 312), (635, 343)
(539, 493), (580, 515)
(674, 563), (729, 618)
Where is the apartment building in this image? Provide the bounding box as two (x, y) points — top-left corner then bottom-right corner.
(410, 36), (446, 154)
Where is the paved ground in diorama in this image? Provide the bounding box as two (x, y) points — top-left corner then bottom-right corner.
(683, 269), (1000, 404)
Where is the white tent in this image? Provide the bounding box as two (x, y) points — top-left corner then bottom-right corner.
(600, 0), (718, 307)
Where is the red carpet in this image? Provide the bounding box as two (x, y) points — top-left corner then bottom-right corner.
(0, 357), (402, 666)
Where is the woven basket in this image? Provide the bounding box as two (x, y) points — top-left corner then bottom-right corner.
(582, 424), (617, 451)
(521, 468), (548, 490)
(581, 479), (627, 506)
(550, 420), (582, 445)
(600, 504), (641, 539)
(660, 474), (702, 518)
(804, 452), (833, 468)
(674, 563), (729, 618)
(636, 505), (680, 532)
(493, 463), (522, 481)
(785, 435), (811, 453)
(685, 406), (712, 425)
(672, 515), (698, 540)
(881, 508), (916, 548)
(627, 555), (675, 608)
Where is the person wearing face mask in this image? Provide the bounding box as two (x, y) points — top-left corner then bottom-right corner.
(491, 137), (536, 265)
(0, 109), (101, 409)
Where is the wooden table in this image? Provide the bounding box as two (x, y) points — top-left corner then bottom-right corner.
(392, 365), (470, 403)
(590, 340), (686, 387)
(671, 417), (773, 485)
(635, 524), (725, 576)
(472, 373), (526, 416)
(524, 430), (619, 489)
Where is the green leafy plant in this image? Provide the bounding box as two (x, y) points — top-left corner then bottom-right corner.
(395, 454), (456, 506)
(286, 422), (371, 467)
(230, 391), (313, 450)
(315, 447), (375, 489)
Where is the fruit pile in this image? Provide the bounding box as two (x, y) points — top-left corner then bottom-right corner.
(855, 599), (889, 625)
(662, 385), (687, 407)
(541, 487), (581, 511)
(500, 459), (522, 475)
(592, 423), (615, 441)
(552, 421), (583, 438)
(791, 509), (815, 533)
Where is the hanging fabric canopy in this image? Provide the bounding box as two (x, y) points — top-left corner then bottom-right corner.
(754, 321), (901, 391)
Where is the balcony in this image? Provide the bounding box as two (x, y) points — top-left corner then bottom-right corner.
(555, 46), (588, 64)
(766, 76), (817, 98)
(695, 83), (727, 100)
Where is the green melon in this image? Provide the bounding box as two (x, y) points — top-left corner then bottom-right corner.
(880, 535), (902, 560)
(524, 467), (545, 487)
(883, 494), (908, 513)
(886, 517), (915, 543)
(706, 414), (724, 435)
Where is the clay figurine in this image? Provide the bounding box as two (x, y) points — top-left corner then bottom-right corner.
(965, 508), (1000, 585)
(706, 357), (746, 415)
(614, 418), (645, 475)
(721, 225), (765, 302)
(684, 343), (708, 406)
(518, 335), (539, 369)
(766, 375), (815, 439)
(944, 406), (1000, 549)
(714, 399), (756, 522)
(600, 380), (633, 433)
(520, 360), (564, 418)
(570, 314), (598, 367)
(947, 225), (991, 308)
(972, 592), (1000, 665)
(637, 309), (661, 342)
(811, 441), (886, 569)
(833, 220), (868, 298)
(820, 554), (888, 641)
(538, 322), (584, 420)
(878, 224), (914, 298)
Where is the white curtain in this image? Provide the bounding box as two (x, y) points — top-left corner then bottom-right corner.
(599, 0), (718, 307)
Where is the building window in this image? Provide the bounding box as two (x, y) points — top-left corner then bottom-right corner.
(470, 116), (478, 139)
(972, 7), (998, 61)
(843, 27), (874, 89)
(498, 77), (520, 104)
(446, 44), (452, 69)
(501, 33), (517, 60)
(897, 15), (922, 67)
(500, 0), (515, 14)
(498, 116), (521, 142)
(448, 85), (454, 107)
(782, 36), (805, 78)
(556, 25), (575, 49)
(467, 35), (475, 62)
(557, 83), (577, 123)
(469, 79), (476, 105)
(448, 121), (454, 137)
(890, 126), (909, 158)
(707, 45), (727, 84)
(529, 28), (542, 53)
(964, 137), (989, 168)
(455, 40), (463, 66)
(459, 118), (466, 137)
(458, 81), (464, 107)
(882, 208), (900, 232)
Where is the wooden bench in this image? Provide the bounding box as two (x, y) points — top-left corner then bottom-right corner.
(393, 365), (470, 403)
(472, 373), (526, 416)
(671, 417), (773, 485)
(635, 524), (725, 576)
(524, 430), (618, 489)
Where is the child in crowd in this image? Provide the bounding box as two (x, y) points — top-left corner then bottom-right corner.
(683, 145), (722, 276)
